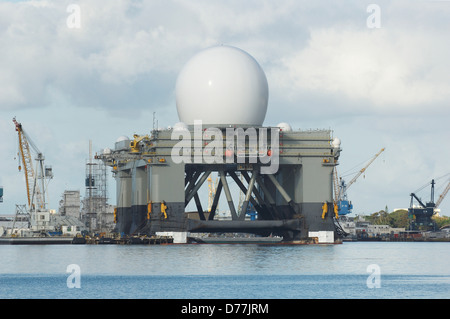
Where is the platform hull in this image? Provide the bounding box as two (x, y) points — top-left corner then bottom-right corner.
(191, 236), (283, 244)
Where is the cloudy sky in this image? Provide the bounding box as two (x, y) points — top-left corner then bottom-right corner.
(0, 0), (449, 217)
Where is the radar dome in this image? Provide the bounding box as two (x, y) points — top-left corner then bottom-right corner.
(175, 45), (269, 126)
(173, 122), (189, 131)
(116, 136), (130, 143)
(115, 136), (131, 151)
(332, 138), (341, 148)
(277, 122), (292, 132)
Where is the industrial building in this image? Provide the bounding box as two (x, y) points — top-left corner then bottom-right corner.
(59, 190), (81, 220)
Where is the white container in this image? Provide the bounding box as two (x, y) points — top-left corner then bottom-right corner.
(156, 231), (189, 244)
(308, 231), (335, 243)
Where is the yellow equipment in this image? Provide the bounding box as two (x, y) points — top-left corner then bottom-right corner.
(334, 202), (339, 219)
(161, 201), (167, 219)
(321, 202), (328, 219)
(113, 207), (118, 223)
(129, 134), (150, 153)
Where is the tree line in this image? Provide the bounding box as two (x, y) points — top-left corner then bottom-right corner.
(364, 207), (450, 229)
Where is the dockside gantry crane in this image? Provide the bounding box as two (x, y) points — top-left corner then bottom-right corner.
(334, 147), (385, 215)
(13, 118), (52, 213)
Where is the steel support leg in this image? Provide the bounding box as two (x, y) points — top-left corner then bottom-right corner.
(185, 170), (212, 206)
(208, 179), (222, 220)
(239, 170), (257, 221)
(219, 170), (238, 220)
(194, 193), (206, 220)
(229, 171), (262, 217)
(266, 174), (297, 213)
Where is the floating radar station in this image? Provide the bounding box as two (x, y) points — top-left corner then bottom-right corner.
(97, 45), (343, 244)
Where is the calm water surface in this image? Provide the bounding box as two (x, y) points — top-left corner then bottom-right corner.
(0, 242), (449, 299)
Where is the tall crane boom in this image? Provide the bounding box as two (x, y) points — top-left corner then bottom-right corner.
(336, 147), (385, 201)
(334, 147), (385, 216)
(13, 118), (48, 212)
(345, 148), (385, 191)
(435, 179), (450, 208)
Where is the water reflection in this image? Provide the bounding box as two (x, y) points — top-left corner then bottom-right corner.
(1, 242), (449, 276)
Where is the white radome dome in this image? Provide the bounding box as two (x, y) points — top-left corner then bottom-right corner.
(173, 122), (189, 131)
(277, 122), (292, 132)
(332, 138), (341, 148)
(116, 136), (130, 143)
(175, 45), (269, 126)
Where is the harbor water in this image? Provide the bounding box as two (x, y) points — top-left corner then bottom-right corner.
(0, 242), (449, 299)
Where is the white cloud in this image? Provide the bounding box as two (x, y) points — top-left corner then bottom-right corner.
(274, 27), (450, 113)
(0, 0), (208, 112)
(178, 0), (296, 37)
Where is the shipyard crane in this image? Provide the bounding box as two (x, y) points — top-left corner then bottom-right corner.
(334, 147), (385, 215)
(13, 118), (52, 213)
(409, 179), (436, 230)
(409, 175), (450, 230)
(435, 179), (450, 209)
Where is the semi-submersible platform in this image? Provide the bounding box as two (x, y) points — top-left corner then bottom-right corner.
(97, 45), (344, 244)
